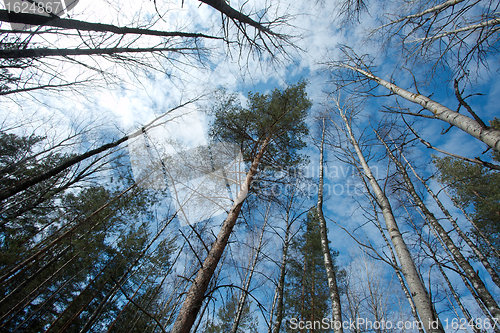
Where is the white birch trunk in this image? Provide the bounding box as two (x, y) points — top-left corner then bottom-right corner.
(338, 108), (443, 333)
(377, 131), (500, 320)
(342, 64), (500, 152)
(408, 18), (500, 43)
(364, 191), (424, 333)
(396, 143), (500, 289)
(317, 118), (344, 332)
(410, 199), (500, 332)
(375, 0), (465, 31)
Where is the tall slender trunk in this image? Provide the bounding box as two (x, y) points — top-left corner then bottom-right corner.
(411, 200), (500, 332)
(311, 258), (315, 322)
(341, 64), (500, 152)
(170, 136), (271, 333)
(79, 214), (177, 332)
(377, 131), (500, 320)
(432, 247), (480, 333)
(338, 108), (443, 333)
(398, 148), (500, 289)
(230, 204), (270, 333)
(0, 101), (194, 202)
(317, 118), (344, 332)
(0, 10), (220, 40)
(402, 202), (481, 333)
(0, 46), (198, 59)
(363, 189), (424, 333)
(300, 257), (306, 333)
(271, 204), (294, 333)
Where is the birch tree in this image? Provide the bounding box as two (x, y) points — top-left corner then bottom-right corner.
(375, 129), (500, 320)
(370, 0), (500, 74)
(400, 201), (483, 333)
(328, 57), (500, 152)
(316, 117), (343, 332)
(433, 142), (500, 259)
(332, 98), (443, 333)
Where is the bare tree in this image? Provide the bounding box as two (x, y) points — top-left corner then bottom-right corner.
(328, 56), (500, 152)
(268, 182), (305, 333)
(230, 203), (270, 333)
(0, 98), (199, 203)
(376, 129), (500, 320)
(316, 116), (343, 332)
(332, 97), (443, 333)
(370, 0), (500, 75)
(0, 0), (297, 96)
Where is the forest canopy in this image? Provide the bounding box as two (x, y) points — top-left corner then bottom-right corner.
(0, 0), (499, 332)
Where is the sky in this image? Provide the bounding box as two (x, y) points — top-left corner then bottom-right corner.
(1, 0), (500, 330)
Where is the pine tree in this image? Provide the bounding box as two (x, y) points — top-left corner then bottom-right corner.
(171, 81), (311, 333)
(433, 118), (500, 266)
(204, 294), (258, 333)
(284, 209), (340, 333)
(0, 132), (176, 331)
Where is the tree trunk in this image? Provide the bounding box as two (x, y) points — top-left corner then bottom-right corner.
(300, 256), (306, 333)
(365, 191), (424, 333)
(433, 250), (480, 333)
(0, 10), (220, 40)
(317, 118), (344, 332)
(0, 101), (194, 202)
(170, 136), (271, 333)
(80, 213), (176, 332)
(230, 204), (269, 333)
(271, 208), (293, 333)
(338, 108), (443, 333)
(377, 132), (500, 320)
(403, 154), (500, 289)
(412, 199), (500, 332)
(0, 46), (197, 59)
(342, 64), (500, 152)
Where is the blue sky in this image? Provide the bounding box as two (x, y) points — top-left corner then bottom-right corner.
(2, 0), (500, 331)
